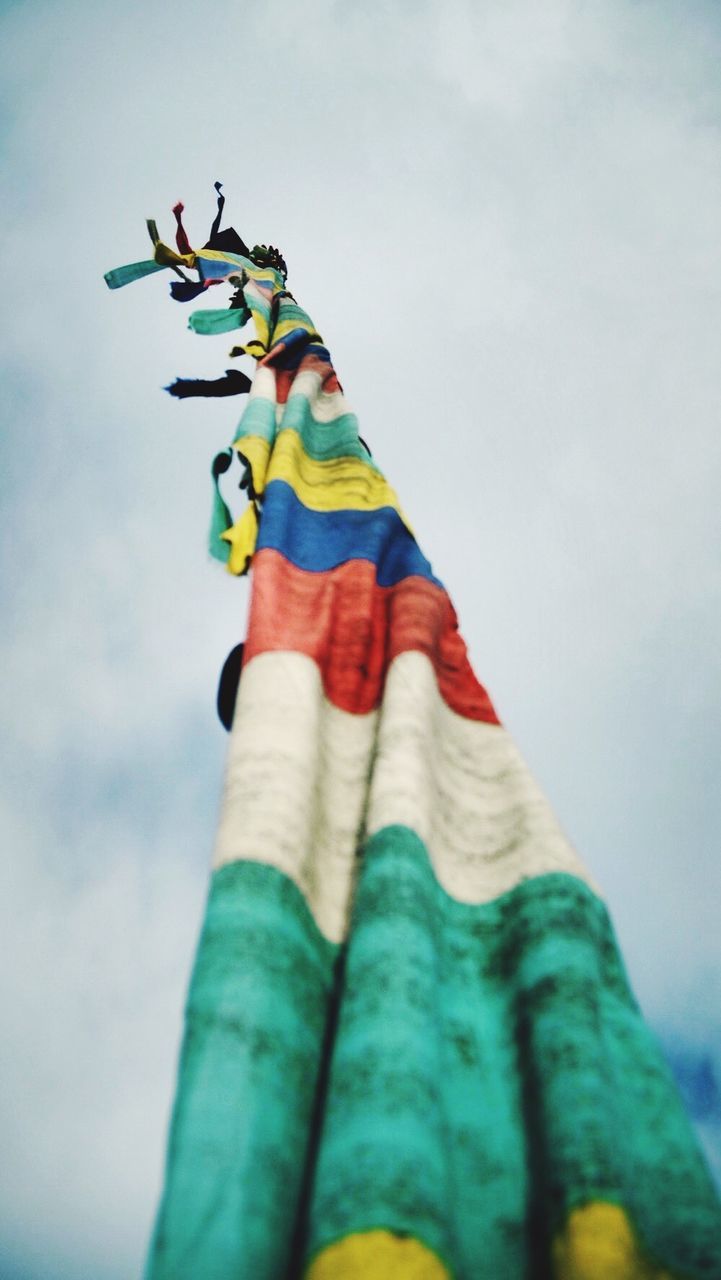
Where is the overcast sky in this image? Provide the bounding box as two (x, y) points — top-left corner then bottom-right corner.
(1, 1), (720, 1277)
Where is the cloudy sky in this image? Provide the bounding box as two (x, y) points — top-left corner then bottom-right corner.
(1, 1), (720, 1276)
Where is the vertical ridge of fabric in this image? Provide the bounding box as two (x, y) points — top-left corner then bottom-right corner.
(145, 861), (337, 1280)
(305, 827), (721, 1280)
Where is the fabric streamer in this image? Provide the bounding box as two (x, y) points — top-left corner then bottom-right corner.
(105, 189), (721, 1280)
(165, 370), (253, 399)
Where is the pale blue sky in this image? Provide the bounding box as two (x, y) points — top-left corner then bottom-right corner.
(1, 2), (720, 1276)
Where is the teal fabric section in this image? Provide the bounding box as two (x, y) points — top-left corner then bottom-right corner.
(235, 278), (274, 333)
(306, 828), (721, 1279)
(187, 306), (250, 335)
(146, 839), (721, 1280)
(282, 393), (379, 466)
(244, 293), (271, 330)
(145, 861), (337, 1280)
(208, 451), (233, 565)
(232, 396), (278, 448)
(275, 299), (318, 332)
(103, 259), (167, 289)
(233, 394), (379, 467)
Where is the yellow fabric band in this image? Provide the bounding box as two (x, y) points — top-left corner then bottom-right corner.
(234, 435), (272, 498)
(152, 240), (196, 270)
(266, 428), (409, 523)
(305, 1229), (451, 1279)
(220, 503), (258, 576)
(305, 1205), (676, 1279)
(552, 1203), (674, 1280)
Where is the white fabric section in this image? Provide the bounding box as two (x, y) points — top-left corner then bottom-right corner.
(213, 652), (378, 943)
(248, 365), (277, 400)
(366, 651), (599, 904)
(287, 376), (348, 424)
(213, 650), (597, 943)
(249, 366), (349, 427)
(284, 369), (322, 402)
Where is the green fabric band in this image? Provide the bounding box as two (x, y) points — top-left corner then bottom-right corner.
(103, 259), (167, 289)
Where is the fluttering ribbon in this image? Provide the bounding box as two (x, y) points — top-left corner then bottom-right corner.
(105, 183), (298, 579)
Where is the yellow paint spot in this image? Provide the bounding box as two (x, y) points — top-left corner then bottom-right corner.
(306, 1229), (451, 1279)
(553, 1202), (674, 1280)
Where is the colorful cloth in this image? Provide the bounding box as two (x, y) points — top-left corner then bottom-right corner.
(107, 202), (721, 1280)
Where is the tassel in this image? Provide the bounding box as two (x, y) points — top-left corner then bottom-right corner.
(203, 182), (251, 256)
(209, 180), (225, 241)
(172, 201), (192, 256)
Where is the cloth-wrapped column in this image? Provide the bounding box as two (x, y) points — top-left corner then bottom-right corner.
(105, 207), (721, 1280)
